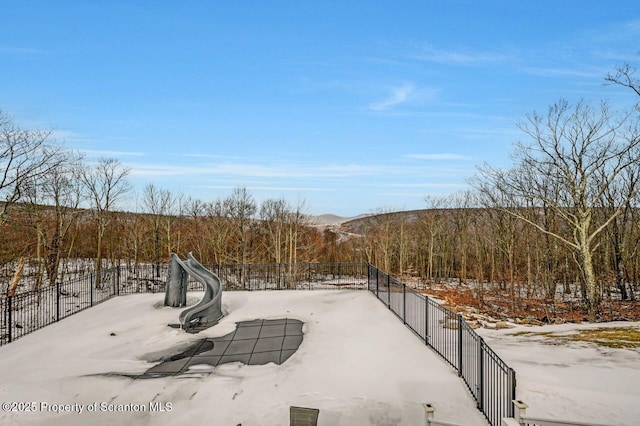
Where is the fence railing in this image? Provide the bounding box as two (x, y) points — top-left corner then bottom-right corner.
(1, 261), (518, 426)
(367, 264), (516, 426)
(211, 262), (368, 291)
(1, 267), (124, 344)
(1, 262), (367, 347)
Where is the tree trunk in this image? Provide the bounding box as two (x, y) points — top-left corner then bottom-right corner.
(579, 244), (600, 314)
(96, 222), (104, 287)
(8, 257), (26, 296)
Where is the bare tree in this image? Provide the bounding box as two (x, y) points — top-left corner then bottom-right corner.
(227, 187), (257, 265)
(171, 191), (185, 255)
(182, 196), (207, 261)
(80, 158), (131, 286)
(285, 199), (310, 266)
(367, 207), (399, 273)
(44, 157), (85, 285)
(121, 197), (145, 270)
(142, 184), (174, 277)
(475, 99), (640, 314)
(448, 191), (477, 284)
(605, 63), (640, 97)
(600, 163), (640, 300)
(1, 110), (65, 225)
(421, 197), (447, 281)
(260, 198), (290, 264)
(22, 153), (84, 288)
(204, 198), (233, 264)
(259, 198), (310, 285)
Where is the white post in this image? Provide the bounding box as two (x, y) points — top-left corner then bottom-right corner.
(423, 403), (435, 425)
(512, 400), (528, 424)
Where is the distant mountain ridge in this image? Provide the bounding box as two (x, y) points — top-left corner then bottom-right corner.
(309, 213), (369, 226)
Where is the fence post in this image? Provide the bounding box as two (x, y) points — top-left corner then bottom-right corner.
(117, 266), (121, 296)
(457, 313), (463, 377)
(56, 282), (60, 322)
(375, 267), (379, 297)
(403, 284), (406, 324)
(425, 295), (429, 346)
(509, 369), (517, 418)
(7, 295), (12, 343)
(513, 399), (527, 422)
(90, 273), (94, 307)
(387, 275), (391, 308)
(308, 263), (312, 290)
(478, 337), (484, 410)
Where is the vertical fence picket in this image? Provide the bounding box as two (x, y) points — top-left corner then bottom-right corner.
(402, 284), (406, 324)
(509, 368), (516, 417)
(56, 282), (60, 322)
(376, 267), (379, 297)
(7, 295), (12, 343)
(478, 337), (484, 410)
(387, 274), (390, 308)
(457, 313), (463, 377)
(425, 295), (429, 346)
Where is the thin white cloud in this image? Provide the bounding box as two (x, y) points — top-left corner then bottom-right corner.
(316, 163), (386, 175)
(521, 66), (604, 79)
(128, 155), (480, 183)
(49, 129), (78, 139)
(199, 185), (329, 192)
(0, 45), (46, 55)
(49, 130), (105, 145)
(80, 149), (145, 157)
(128, 161), (387, 179)
(589, 48), (640, 63)
(623, 19), (640, 32)
(370, 83), (416, 111)
(405, 153), (472, 161)
(412, 44), (508, 66)
(207, 163), (374, 178)
(180, 153), (245, 160)
(589, 18), (640, 44)
(384, 182), (468, 189)
(369, 83), (438, 111)
(128, 165), (185, 177)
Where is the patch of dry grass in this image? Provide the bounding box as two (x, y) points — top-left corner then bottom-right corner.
(571, 327), (640, 349)
(512, 327), (640, 349)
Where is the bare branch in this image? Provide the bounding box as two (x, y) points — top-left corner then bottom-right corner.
(605, 63), (640, 97)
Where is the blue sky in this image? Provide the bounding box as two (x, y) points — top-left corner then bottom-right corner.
(2, 1), (639, 216)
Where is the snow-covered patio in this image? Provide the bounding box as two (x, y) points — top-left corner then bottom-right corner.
(0, 290), (488, 425)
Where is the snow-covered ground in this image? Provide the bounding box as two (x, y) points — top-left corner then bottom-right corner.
(478, 322), (640, 426)
(0, 291), (487, 426)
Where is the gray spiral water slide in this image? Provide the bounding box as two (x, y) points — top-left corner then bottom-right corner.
(164, 252), (224, 329)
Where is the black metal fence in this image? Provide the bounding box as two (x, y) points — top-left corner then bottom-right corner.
(1, 262), (368, 347)
(367, 264), (516, 426)
(213, 262), (367, 290)
(1, 267), (121, 345)
(1, 261), (517, 425)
